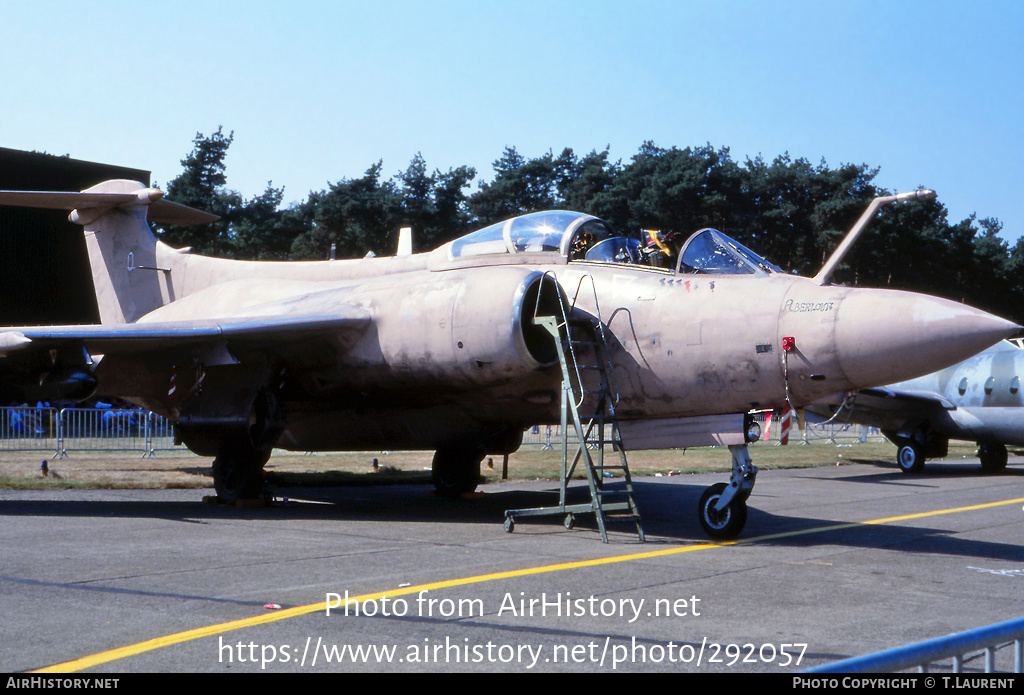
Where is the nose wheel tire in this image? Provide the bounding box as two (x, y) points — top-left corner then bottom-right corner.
(698, 482), (747, 540)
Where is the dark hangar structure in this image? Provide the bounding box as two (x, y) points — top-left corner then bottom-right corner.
(0, 147), (150, 326)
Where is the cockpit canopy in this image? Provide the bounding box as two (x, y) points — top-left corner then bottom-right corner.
(447, 210), (780, 276)
(449, 211), (615, 260)
(676, 228), (783, 275)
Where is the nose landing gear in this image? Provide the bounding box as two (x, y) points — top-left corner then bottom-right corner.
(698, 444), (757, 540)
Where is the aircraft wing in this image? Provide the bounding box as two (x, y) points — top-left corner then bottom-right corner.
(0, 307), (372, 389)
(0, 311), (369, 357)
(0, 307), (372, 404)
(817, 385), (953, 433)
(857, 386), (956, 410)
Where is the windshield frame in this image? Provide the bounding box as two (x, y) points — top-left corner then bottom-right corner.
(674, 228), (781, 276)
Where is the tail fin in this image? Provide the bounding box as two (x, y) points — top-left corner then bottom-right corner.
(79, 180), (176, 324)
(0, 179), (217, 324)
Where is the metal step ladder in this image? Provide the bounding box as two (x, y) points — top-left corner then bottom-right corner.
(504, 313), (645, 543)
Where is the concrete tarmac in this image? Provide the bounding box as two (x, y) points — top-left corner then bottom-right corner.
(2, 457), (1024, 673)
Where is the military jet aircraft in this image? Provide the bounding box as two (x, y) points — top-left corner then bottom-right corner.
(812, 340), (1024, 473)
(0, 181), (1017, 539)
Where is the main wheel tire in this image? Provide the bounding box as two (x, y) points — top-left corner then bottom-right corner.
(431, 444), (484, 497)
(979, 442), (1008, 472)
(896, 439), (925, 474)
(213, 441), (271, 502)
(698, 482), (747, 540)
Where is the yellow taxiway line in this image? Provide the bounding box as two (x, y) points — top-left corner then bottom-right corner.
(33, 496), (1024, 673)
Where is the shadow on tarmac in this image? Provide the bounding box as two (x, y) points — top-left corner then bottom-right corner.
(1, 464), (1022, 564)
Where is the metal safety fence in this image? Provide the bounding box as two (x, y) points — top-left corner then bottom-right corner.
(2, 406), (880, 458)
(805, 615), (1024, 673)
(0, 406), (184, 458)
(519, 413), (883, 449)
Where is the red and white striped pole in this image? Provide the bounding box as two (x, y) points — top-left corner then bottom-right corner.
(779, 402), (792, 445)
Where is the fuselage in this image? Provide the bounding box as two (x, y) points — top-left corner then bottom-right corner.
(94, 218), (1017, 452)
(4, 182), (1019, 517)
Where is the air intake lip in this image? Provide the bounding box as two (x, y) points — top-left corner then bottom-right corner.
(518, 274), (566, 367)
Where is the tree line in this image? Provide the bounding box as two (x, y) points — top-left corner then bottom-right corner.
(155, 127), (1024, 325)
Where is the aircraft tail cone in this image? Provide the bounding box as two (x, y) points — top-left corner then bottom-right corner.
(834, 289), (1020, 389)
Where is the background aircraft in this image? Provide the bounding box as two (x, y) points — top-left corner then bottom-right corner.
(812, 340), (1024, 473)
(0, 181), (1017, 539)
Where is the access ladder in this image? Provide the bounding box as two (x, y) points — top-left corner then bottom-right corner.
(503, 315), (645, 543)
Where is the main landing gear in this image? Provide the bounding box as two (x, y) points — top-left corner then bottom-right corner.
(895, 437), (925, 474)
(431, 443), (485, 497)
(698, 444), (757, 540)
(888, 431), (1009, 474)
(212, 433), (273, 502)
(180, 385), (285, 504)
(978, 442), (1008, 472)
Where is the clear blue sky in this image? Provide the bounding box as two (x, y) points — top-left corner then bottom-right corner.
(3, 0), (1021, 244)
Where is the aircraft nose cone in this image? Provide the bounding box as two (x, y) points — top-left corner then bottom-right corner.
(834, 289), (1020, 388)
